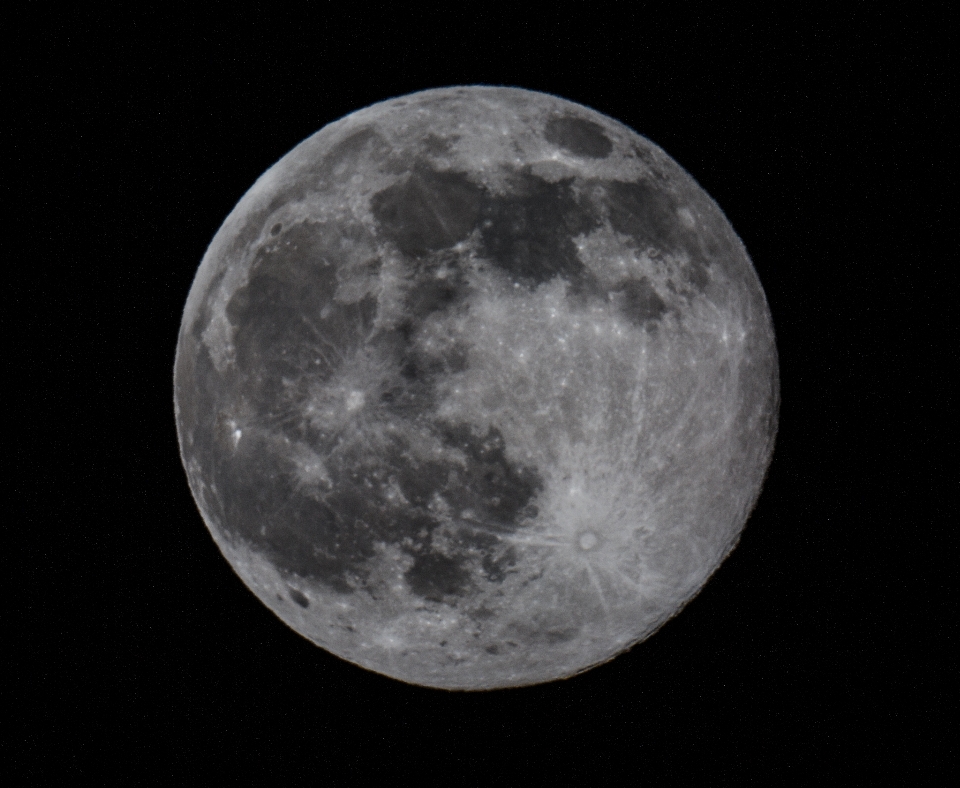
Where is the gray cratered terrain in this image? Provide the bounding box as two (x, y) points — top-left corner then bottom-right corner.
(174, 86), (779, 690)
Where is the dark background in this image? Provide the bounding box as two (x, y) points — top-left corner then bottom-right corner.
(13, 5), (950, 783)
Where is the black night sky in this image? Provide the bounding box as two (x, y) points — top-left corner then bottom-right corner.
(12, 6), (950, 783)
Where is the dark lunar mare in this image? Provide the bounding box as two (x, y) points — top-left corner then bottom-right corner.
(225, 220), (379, 410)
(181, 215), (543, 602)
(371, 162), (601, 289)
(476, 171), (600, 287)
(370, 168), (481, 258)
(609, 277), (668, 330)
(369, 159), (719, 330)
(210, 416), (541, 600)
(602, 180), (712, 295)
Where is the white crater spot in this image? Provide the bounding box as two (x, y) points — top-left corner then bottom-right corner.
(345, 390), (365, 412)
(578, 531), (599, 551)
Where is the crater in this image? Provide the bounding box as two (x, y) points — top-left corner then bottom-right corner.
(544, 114), (613, 159)
(577, 531), (599, 551)
(610, 277), (668, 329)
(288, 588), (310, 608)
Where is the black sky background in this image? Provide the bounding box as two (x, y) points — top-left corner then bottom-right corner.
(12, 5), (951, 783)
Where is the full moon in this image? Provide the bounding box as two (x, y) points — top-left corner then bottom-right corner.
(174, 87), (778, 689)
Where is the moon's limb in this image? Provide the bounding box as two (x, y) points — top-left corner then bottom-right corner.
(174, 86), (778, 689)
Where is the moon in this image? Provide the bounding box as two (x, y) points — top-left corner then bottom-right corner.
(174, 86), (778, 689)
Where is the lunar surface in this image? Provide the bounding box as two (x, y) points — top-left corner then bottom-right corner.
(174, 87), (778, 689)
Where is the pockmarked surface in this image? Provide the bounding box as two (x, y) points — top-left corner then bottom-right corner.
(174, 87), (779, 689)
